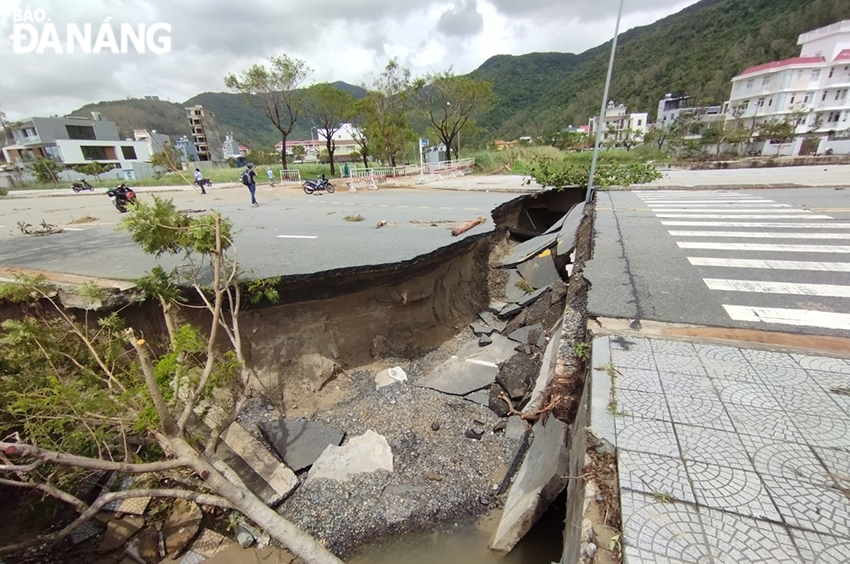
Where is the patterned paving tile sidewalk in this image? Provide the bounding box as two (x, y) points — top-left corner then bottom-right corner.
(604, 335), (850, 564)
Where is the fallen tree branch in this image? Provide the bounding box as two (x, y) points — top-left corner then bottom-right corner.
(0, 477), (88, 513)
(496, 391), (555, 422)
(0, 488), (232, 556)
(451, 216), (487, 236)
(0, 442), (189, 474)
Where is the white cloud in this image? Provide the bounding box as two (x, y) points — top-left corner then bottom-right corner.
(0, 0), (699, 120)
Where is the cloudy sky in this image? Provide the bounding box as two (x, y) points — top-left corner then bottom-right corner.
(1, 0), (699, 120)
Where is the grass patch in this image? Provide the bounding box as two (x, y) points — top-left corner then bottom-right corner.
(515, 279), (534, 293)
(606, 400), (628, 417)
(574, 341), (590, 362)
(343, 214), (365, 222)
(652, 492), (675, 503)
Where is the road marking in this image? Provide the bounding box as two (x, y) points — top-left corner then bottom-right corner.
(378, 204), (389, 208)
(648, 203), (790, 208)
(678, 242), (850, 252)
(465, 207), (480, 211)
(723, 305), (850, 330)
(466, 359), (498, 368)
(277, 235), (317, 239)
(670, 231), (850, 239)
(662, 221), (850, 228)
(418, 206), (430, 209)
(440, 207), (454, 210)
(398, 205), (410, 208)
(654, 208), (809, 213)
(658, 214), (833, 219)
(640, 200), (775, 204)
(705, 278), (850, 298)
(688, 257), (850, 272)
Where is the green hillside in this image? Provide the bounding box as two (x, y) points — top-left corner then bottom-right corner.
(478, 0), (850, 138)
(68, 98), (191, 140)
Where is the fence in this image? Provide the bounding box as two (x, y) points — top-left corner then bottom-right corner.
(278, 169), (302, 183)
(346, 158), (475, 190)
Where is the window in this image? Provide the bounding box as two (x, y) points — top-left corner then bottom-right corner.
(797, 70), (804, 80)
(121, 146), (137, 160)
(24, 127), (37, 138)
(637, 119), (643, 126)
(66, 125), (96, 140)
(746, 79), (754, 89)
(822, 91), (828, 101)
(758, 98), (765, 108)
(838, 89), (849, 101)
(768, 99), (773, 106)
(804, 93), (812, 103)
(829, 68), (834, 78)
(790, 95), (796, 104)
(827, 112), (840, 123)
(80, 146), (116, 160)
(740, 100), (750, 111)
(811, 69), (821, 81)
(44, 146), (62, 160)
(762, 77), (771, 87)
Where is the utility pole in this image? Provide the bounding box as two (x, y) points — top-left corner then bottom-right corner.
(586, 0), (626, 203)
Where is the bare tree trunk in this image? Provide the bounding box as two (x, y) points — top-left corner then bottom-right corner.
(362, 150), (368, 169)
(327, 137), (335, 176)
(280, 132), (288, 168)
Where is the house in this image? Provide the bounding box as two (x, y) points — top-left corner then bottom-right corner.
(723, 20), (850, 154)
(276, 124), (363, 158)
(2, 113), (151, 167)
(657, 94), (724, 129)
(588, 102), (648, 143)
(173, 135), (199, 162)
(221, 133), (249, 159)
(134, 129), (169, 155)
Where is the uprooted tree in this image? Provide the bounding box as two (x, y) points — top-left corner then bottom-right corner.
(0, 197), (342, 564)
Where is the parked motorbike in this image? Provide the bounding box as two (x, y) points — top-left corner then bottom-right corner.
(71, 179), (94, 192)
(194, 178), (212, 189)
(303, 175), (335, 194)
(106, 183), (137, 213)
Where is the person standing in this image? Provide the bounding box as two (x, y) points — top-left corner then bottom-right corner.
(194, 167), (206, 194)
(266, 166), (275, 188)
(242, 163), (258, 207)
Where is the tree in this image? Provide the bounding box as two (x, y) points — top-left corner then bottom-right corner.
(306, 84), (355, 176)
(759, 117), (796, 156)
(150, 142), (184, 172)
(361, 59), (413, 168)
(225, 55), (312, 168)
(71, 162), (117, 183)
(414, 70), (494, 162)
(620, 128), (641, 151)
(349, 98), (373, 169)
(643, 127), (670, 152)
(0, 199), (342, 564)
(291, 144), (307, 162)
(30, 157), (64, 184)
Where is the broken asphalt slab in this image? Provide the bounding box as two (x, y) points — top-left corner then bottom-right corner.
(555, 202), (586, 257)
(415, 358), (499, 396)
(498, 231), (558, 268)
(478, 310), (507, 332)
(505, 269), (530, 303)
(490, 416), (570, 553)
(258, 418), (344, 472)
(516, 251), (561, 290)
(506, 323), (544, 345)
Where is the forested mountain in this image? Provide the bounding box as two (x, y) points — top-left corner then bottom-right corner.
(475, 0), (850, 138)
(66, 0), (850, 146)
(68, 82), (367, 150)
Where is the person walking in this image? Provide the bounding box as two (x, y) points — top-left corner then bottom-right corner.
(194, 167), (206, 194)
(266, 166), (275, 188)
(242, 163), (258, 207)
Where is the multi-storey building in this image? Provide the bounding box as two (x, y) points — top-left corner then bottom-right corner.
(1, 113), (151, 167)
(588, 102), (648, 143)
(185, 105), (222, 161)
(723, 20), (850, 154)
(657, 94), (724, 129)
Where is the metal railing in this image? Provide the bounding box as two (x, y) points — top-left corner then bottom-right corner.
(278, 169), (302, 183)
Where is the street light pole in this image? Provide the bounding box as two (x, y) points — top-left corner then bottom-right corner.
(585, 0), (626, 203)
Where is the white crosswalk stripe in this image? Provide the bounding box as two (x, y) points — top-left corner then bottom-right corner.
(670, 231), (850, 239)
(640, 190), (850, 332)
(687, 258), (850, 272)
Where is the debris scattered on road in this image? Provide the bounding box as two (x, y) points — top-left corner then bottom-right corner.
(18, 220), (63, 236)
(375, 220), (387, 228)
(69, 215), (98, 225)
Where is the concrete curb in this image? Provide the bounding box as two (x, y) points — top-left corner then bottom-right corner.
(588, 335), (616, 453)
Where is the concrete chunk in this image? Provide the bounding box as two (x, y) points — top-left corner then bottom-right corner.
(524, 323), (563, 414)
(221, 422), (298, 502)
(308, 430), (393, 482)
(498, 303), (522, 319)
(518, 287), (547, 307)
(464, 389), (491, 406)
(470, 321), (495, 336)
(507, 323), (543, 345)
(99, 516), (144, 552)
(415, 358), (498, 396)
(490, 417), (570, 553)
(258, 418), (344, 472)
(517, 251), (561, 290)
(497, 353), (538, 400)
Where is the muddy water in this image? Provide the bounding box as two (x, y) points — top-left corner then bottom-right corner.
(348, 496), (565, 564)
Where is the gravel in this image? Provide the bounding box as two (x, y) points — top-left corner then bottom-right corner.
(262, 332), (522, 557)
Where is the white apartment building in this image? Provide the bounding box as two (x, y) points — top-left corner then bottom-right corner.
(657, 94), (724, 129)
(588, 102), (649, 143)
(723, 20), (850, 154)
(2, 114), (151, 167)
